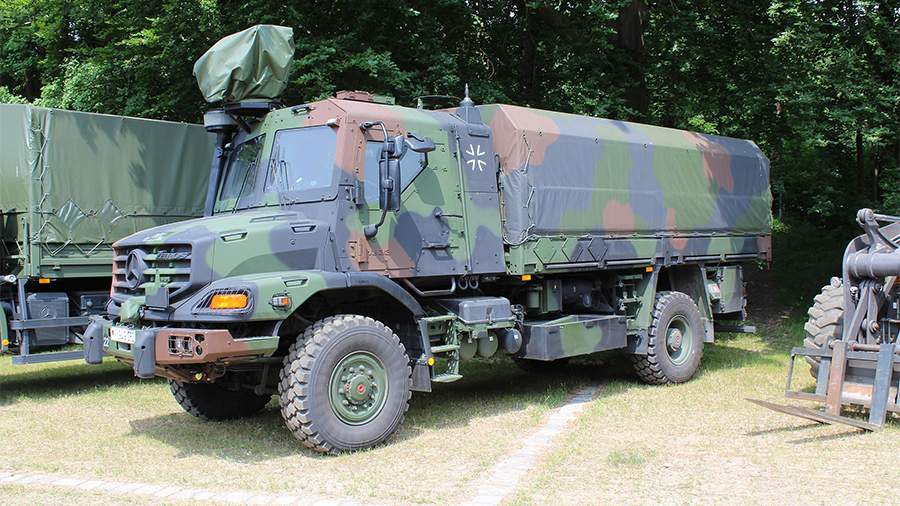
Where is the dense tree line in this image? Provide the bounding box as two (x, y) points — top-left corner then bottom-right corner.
(1, 1), (898, 250)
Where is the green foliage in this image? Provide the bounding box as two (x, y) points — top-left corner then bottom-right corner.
(771, 216), (854, 308)
(0, 85), (27, 104)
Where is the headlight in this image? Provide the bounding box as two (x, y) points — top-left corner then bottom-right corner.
(210, 293), (249, 310)
(196, 288), (252, 313)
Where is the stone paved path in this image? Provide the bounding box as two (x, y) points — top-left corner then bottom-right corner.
(463, 384), (601, 506)
(0, 470), (379, 505)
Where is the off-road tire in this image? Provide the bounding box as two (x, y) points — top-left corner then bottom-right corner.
(278, 315), (411, 454)
(169, 379), (271, 421)
(804, 278), (844, 377)
(632, 291), (705, 385)
(513, 357), (570, 374)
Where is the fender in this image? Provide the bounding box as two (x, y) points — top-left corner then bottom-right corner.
(665, 264), (715, 343)
(627, 264), (715, 354)
(145, 269), (424, 323)
(343, 272), (424, 317)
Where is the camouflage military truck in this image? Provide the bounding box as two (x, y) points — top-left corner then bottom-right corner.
(0, 104), (212, 364)
(84, 26), (772, 453)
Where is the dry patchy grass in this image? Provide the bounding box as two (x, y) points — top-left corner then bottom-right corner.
(0, 483), (183, 506)
(0, 354), (588, 505)
(508, 317), (900, 505)
(2, 314), (897, 505)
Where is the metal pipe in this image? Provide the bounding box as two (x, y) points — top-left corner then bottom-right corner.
(402, 277), (456, 297)
(846, 249), (900, 279)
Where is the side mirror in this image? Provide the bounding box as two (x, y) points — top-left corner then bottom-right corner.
(379, 157), (401, 212)
(363, 126), (436, 239)
(405, 135), (435, 153)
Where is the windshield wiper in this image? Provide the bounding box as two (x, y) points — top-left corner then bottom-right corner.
(231, 160), (257, 213)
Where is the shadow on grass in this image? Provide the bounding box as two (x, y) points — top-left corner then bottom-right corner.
(124, 346), (785, 463)
(788, 429), (862, 444)
(130, 406), (329, 461)
(127, 359), (598, 462)
(745, 422), (822, 436)
(0, 359), (142, 406)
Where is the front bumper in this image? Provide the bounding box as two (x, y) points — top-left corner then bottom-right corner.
(83, 316), (279, 379)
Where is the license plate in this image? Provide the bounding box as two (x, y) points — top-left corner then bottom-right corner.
(109, 326), (136, 345)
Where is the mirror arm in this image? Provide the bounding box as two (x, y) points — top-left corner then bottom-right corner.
(364, 206), (389, 239)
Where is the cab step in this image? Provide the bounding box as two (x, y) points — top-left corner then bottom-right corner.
(431, 373), (463, 383)
(430, 344), (460, 354)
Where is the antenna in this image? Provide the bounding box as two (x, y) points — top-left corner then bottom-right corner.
(460, 84), (474, 108)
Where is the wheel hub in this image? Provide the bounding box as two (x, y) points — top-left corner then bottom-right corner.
(666, 328), (683, 351)
(664, 315), (692, 366)
(329, 352), (387, 425)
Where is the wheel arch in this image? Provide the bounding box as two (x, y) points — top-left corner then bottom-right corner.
(662, 265), (714, 343)
(628, 264), (714, 355)
(273, 271), (426, 358)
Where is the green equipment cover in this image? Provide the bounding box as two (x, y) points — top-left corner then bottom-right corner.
(193, 24), (295, 103)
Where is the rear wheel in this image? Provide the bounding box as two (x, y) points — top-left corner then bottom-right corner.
(632, 291), (705, 384)
(169, 378), (271, 421)
(804, 278), (844, 377)
(278, 315), (411, 454)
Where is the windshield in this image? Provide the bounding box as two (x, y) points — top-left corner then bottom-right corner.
(265, 126), (337, 196)
(213, 126), (339, 213)
(215, 135), (265, 212)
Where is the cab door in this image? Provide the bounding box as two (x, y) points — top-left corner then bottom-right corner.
(452, 122), (506, 274)
(356, 134), (469, 278)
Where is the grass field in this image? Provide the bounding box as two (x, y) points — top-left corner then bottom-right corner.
(0, 347), (589, 504)
(0, 312), (897, 505)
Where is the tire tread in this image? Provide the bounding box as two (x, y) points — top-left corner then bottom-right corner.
(631, 291), (704, 385)
(277, 315), (411, 454)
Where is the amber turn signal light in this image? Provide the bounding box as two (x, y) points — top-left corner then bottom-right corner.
(209, 293), (248, 310)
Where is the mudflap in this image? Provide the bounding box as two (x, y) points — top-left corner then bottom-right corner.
(133, 329), (158, 379)
(82, 317), (106, 365)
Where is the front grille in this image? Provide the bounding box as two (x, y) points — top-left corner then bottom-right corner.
(112, 244), (192, 302)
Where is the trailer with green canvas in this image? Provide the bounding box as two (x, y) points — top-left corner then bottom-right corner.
(0, 104), (213, 364)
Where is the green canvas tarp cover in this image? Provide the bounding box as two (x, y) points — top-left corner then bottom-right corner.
(0, 104), (213, 253)
(193, 24), (295, 103)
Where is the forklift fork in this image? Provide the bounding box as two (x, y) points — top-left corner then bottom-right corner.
(748, 341), (900, 431)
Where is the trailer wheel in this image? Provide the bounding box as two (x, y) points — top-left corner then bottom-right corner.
(278, 315), (411, 454)
(169, 379), (271, 421)
(632, 291), (705, 385)
(804, 278), (844, 377)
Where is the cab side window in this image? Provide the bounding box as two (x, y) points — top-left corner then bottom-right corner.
(362, 142), (426, 206)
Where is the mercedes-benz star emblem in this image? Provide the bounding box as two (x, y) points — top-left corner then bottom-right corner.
(124, 249), (148, 290)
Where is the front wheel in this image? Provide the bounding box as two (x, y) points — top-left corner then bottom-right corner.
(632, 291), (705, 384)
(169, 378), (271, 421)
(278, 315), (411, 454)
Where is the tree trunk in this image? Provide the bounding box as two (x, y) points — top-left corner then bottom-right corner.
(856, 128), (866, 201)
(618, 0), (649, 118)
